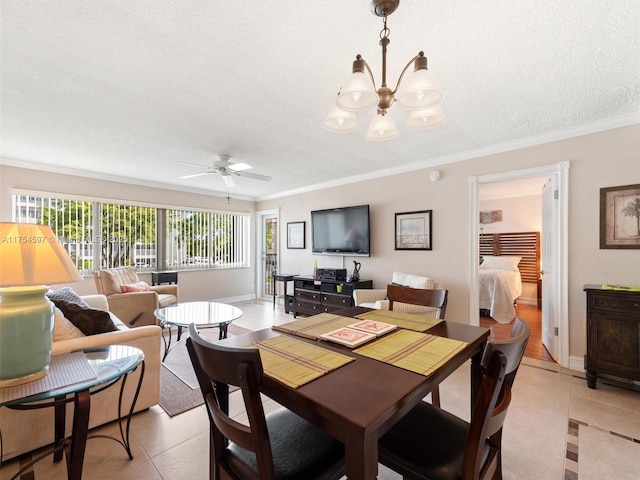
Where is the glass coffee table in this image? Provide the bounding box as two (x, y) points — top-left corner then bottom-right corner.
(155, 301), (243, 361)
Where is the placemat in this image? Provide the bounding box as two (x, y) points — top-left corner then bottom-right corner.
(248, 336), (354, 389)
(354, 310), (442, 332)
(0, 351), (96, 404)
(354, 330), (467, 377)
(273, 313), (357, 340)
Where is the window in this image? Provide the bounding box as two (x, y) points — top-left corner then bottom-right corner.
(12, 193), (250, 275)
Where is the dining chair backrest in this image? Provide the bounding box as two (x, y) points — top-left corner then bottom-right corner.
(185, 323), (276, 479)
(462, 349), (508, 480)
(483, 316), (531, 389)
(386, 284), (448, 319)
(467, 317), (530, 479)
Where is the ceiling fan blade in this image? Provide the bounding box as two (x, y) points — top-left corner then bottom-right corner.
(178, 161), (211, 169)
(228, 162), (252, 172)
(179, 172), (211, 179)
(235, 171), (272, 182)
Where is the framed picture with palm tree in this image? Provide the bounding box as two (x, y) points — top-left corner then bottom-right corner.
(600, 183), (640, 249)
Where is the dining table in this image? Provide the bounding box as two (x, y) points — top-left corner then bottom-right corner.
(216, 306), (490, 480)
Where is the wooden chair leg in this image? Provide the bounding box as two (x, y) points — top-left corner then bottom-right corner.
(431, 386), (441, 407)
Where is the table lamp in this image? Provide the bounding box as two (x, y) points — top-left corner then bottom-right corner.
(0, 222), (83, 387)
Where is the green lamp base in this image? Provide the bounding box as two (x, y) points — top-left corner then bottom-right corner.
(0, 286), (54, 387)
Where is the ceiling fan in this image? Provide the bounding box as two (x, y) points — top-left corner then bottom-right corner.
(179, 154), (271, 187)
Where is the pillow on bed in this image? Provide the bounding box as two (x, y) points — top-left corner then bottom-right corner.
(480, 256), (522, 271)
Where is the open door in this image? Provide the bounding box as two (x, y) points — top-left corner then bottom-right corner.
(256, 209), (278, 300)
(541, 177), (559, 360)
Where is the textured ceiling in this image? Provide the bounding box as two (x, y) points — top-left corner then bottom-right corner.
(1, 1), (639, 201)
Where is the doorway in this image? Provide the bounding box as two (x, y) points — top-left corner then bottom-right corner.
(478, 176), (551, 361)
(469, 162), (570, 368)
(256, 209), (279, 300)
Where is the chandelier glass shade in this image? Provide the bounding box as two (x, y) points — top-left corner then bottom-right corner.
(323, 0), (444, 141)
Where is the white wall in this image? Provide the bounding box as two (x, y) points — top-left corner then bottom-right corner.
(257, 125), (640, 363)
(2, 124), (639, 364)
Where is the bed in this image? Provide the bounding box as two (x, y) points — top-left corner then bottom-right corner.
(479, 232), (540, 324)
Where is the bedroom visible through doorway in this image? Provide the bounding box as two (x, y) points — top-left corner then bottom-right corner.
(478, 176), (553, 362)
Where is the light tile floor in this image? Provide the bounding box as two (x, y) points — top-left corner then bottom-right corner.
(2, 300), (639, 480)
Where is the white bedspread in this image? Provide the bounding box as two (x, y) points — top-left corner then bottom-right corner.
(478, 269), (522, 324)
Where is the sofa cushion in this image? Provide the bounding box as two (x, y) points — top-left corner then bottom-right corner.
(47, 287), (90, 308)
(52, 299), (118, 336)
(53, 307), (85, 341)
(121, 281), (151, 293)
(95, 266), (140, 295)
(391, 271), (434, 289)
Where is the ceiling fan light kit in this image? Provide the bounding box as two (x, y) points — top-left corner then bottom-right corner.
(324, 0), (444, 141)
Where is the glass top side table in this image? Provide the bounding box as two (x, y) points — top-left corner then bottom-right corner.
(0, 345), (145, 480)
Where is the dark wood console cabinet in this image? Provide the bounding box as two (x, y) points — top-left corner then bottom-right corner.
(293, 276), (373, 317)
(584, 285), (640, 389)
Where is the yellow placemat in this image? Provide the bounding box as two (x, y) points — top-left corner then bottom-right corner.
(273, 313), (357, 340)
(355, 310), (442, 332)
(248, 336), (354, 389)
(354, 330), (467, 377)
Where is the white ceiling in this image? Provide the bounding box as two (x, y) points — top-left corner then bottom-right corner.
(1, 1), (639, 201)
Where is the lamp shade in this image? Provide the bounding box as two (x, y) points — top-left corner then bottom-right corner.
(397, 69), (443, 111)
(336, 72), (379, 112)
(365, 112), (400, 141)
(406, 104), (446, 130)
(0, 222), (83, 286)
(323, 104), (359, 133)
(0, 222), (83, 386)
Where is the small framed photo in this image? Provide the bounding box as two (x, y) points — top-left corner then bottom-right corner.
(600, 184), (640, 249)
(287, 221), (305, 249)
(395, 210), (432, 250)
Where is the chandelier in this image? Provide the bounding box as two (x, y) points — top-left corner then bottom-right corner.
(324, 0), (445, 141)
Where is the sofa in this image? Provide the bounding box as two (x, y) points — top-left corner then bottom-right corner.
(93, 266), (178, 328)
(353, 271), (445, 317)
(0, 294), (162, 462)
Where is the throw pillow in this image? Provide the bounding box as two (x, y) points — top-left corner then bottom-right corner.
(52, 299), (118, 336)
(120, 281), (151, 293)
(47, 287), (90, 308)
(53, 307), (85, 341)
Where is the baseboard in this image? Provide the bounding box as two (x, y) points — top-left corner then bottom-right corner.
(212, 293), (256, 304)
(516, 297), (537, 306)
(569, 355), (584, 373)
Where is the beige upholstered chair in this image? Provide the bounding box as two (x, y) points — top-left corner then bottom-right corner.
(93, 266), (178, 327)
(353, 271), (445, 318)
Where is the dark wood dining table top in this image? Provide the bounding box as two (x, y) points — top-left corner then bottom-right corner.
(217, 306), (490, 480)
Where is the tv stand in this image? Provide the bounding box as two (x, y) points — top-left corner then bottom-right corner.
(293, 276), (373, 317)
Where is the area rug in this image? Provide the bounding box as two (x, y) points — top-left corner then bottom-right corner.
(159, 324), (252, 417)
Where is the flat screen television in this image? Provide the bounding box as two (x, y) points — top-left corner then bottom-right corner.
(311, 204), (370, 256)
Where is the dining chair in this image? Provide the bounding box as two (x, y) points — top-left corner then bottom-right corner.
(386, 283), (448, 319)
(386, 283), (448, 406)
(378, 317), (530, 480)
(185, 323), (345, 480)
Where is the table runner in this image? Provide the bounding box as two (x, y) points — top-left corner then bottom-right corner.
(248, 336), (354, 389)
(354, 330), (467, 377)
(273, 313), (357, 340)
(354, 310), (442, 332)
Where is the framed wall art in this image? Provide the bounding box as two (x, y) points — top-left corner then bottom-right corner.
(600, 183), (640, 249)
(395, 210), (432, 250)
(287, 221), (305, 249)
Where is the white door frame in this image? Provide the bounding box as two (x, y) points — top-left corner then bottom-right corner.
(256, 208), (279, 300)
(469, 162), (570, 368)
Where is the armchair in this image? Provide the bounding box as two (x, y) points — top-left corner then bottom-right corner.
(353, 271), (444, 317)
(93, 266), (178, 327)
